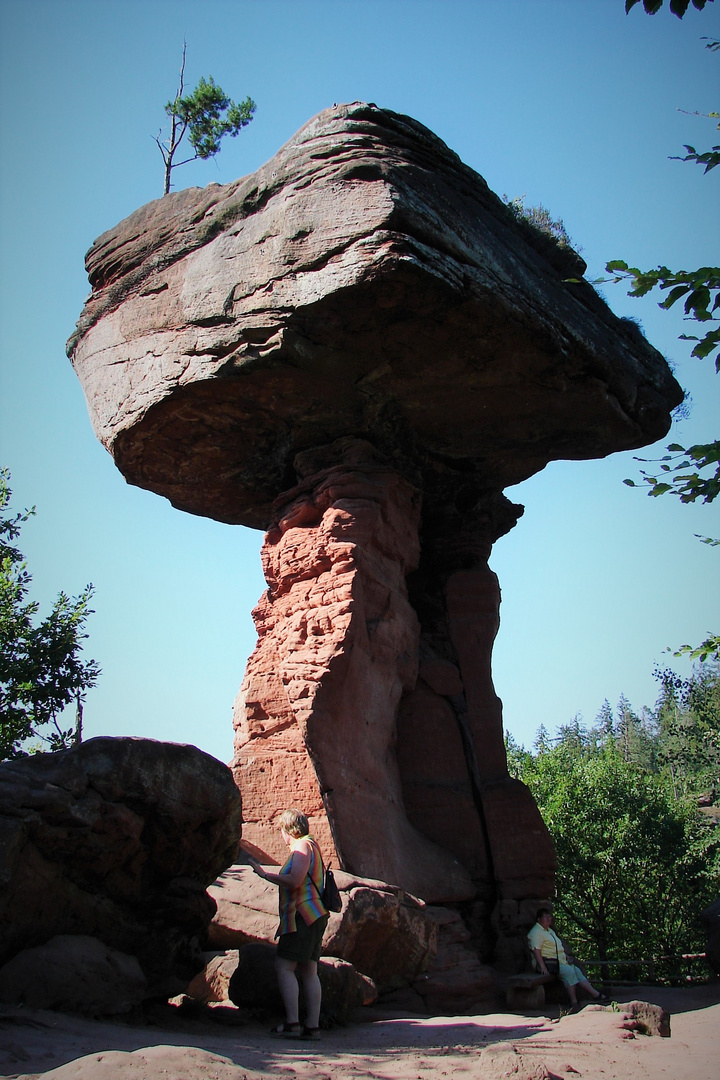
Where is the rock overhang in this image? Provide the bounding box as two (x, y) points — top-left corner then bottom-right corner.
(68, 101), (683, 529)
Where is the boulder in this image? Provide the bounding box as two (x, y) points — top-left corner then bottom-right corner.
(620, 1000), (671, 1038)
(226, 942), (376, 1024)
(68, 102), (681, 528)
(0, 935), (146, 1015)
(208, 864), (437, 992)
(40, 1046), (257, 1080)
(0, 737), (243, 1000)
(322, 880), (437, 992)
(186, 950), (241, 1004)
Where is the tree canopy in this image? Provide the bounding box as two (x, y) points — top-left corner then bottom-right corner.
(507, 659), (720, 982)
(0, 470), (100, 760)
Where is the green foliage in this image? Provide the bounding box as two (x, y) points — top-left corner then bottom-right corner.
(502, 195), (574, 249)
(510, 660), (720, 979)
(674, 632), (720, 662)
(521, 744), (716, 970)
(626, 0), (714, 17)
(0, 470), (100, 760)
(155, 44), (256, 195)
(604, 30), (719, 514)
(622, 440), (720, 504)
(654, 662), (720, 795)
(671, 140), (720, 173)
(168, 75), (256, 161)
(604, 262), (720, 367)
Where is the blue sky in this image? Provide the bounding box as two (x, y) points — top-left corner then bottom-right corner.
(1, 0), (718, 763)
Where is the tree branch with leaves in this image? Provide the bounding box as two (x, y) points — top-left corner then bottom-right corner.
(626, 0), (714, 18)
(0, 470), (100, 760)
(600, 30), (719, 506)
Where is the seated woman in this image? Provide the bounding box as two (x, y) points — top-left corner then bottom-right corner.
(528, 907), (609, 1011)
(248, 808), (329, 1039)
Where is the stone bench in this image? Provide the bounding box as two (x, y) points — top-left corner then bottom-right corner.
(505, 970), (560, 1010)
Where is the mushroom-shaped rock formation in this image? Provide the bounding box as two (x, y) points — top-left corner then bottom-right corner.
(68, 103), (683, 970)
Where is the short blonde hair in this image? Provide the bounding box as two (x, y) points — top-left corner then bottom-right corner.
(279, 808), (309, 838)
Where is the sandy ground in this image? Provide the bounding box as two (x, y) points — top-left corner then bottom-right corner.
(1, 983), (719, 1080)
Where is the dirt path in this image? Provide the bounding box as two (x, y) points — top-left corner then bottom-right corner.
(1, 983), (718, 1079)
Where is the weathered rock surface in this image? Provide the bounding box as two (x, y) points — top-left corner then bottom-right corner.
(207, 863), (502, 1012)
(234, 439), (475, 902)
(68, 102), (682, 529)
(0, 935), (147, 1015)
(207, 864), (437, 993)
(39, 1046), (260, 1080)
(207, 864), (279, 949)
(67, 102), (683, 989)
(232, 437), (556, 962)
(0, 737), (243, 1000)
(226, 942), (376, 1023)
(621, 999), (671, 1038)
(186, 950), (241, 1005)
(412, 906), (503, 1014)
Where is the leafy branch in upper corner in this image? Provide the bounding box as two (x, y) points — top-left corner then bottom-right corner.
(602, 27), (718, 506)
(626, 0), (714, 17)
(155, 42), (256, 196)
(602, 269), (719, 508)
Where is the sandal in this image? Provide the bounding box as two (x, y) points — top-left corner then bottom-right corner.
(270, 1022), (302, 1037)
(300, 1026), (321, 1040)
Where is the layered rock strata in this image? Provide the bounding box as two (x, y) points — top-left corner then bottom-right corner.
(67, 102), (684, 977)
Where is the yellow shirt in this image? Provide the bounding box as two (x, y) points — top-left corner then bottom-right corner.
(527, 923), (567, 965)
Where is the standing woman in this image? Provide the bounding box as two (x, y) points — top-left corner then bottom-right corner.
(249, 808), (329, 1039)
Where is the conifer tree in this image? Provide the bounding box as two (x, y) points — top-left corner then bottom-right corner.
(155, 43), (256, 196)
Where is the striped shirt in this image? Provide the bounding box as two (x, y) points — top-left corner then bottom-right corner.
(277, 836), (328, 936)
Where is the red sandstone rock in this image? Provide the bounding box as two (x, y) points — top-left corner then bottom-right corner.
(67, 103), (682, 529)
(0, 738), (243, 998)
(185, 951), (240, 1005)
(226, 942), (376, 1022)
(233, 440), (474, 902)
(208, 864), (438, 994)
(412, 906), (503, 1014)
(0, 935), (147, 1015)
(65, 102), (684, 987)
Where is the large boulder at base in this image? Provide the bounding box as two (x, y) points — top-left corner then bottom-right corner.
(208, 864), (436, 991)
(207, 863), (504, 1011)
(227, 942), (376, 1024)
(0, 935), (146, 1015)
(0, 737), (243, 1002)
(207, 863), (279, 947)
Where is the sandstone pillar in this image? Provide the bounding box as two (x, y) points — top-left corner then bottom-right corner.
(233, 440), (555, 945)
(232, 439), (475, 902)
